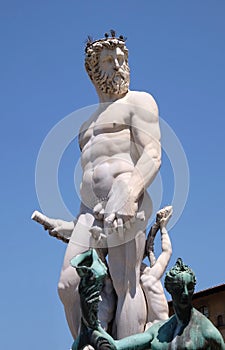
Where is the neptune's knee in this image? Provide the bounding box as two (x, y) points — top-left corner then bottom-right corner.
(58, 268), (80, 305)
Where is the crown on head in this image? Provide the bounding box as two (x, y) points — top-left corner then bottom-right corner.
(85, 30), (127, 53)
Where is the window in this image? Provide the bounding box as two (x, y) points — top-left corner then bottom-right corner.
(217, 315), (224, 327)
(199, 305), (209, 318)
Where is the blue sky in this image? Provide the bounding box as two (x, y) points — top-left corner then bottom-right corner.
(1, 1), (225, 349)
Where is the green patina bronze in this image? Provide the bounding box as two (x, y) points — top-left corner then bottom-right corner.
(70, 249), (116, 350)
(73, 255), (225, 350)
(112, 259), (225, 350)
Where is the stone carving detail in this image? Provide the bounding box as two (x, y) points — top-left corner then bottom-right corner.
(85, 33), (130, 96)
(32, 31), (173, 341)
(31, 31), (225, 349)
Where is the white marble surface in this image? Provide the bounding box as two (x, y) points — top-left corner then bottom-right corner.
(32, 36), (173, 340)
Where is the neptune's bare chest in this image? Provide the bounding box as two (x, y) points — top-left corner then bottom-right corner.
(79, 103), (131, 149)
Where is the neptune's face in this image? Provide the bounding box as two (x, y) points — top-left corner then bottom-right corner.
(94, 47), (130, 95)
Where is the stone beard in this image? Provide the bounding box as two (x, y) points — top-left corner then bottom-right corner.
(93, 62), (130, 95)
(85, 39), (130, 95)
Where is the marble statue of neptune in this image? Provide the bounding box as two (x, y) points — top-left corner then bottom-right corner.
(32, 32), (171, 340)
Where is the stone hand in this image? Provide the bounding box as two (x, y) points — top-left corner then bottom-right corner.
(104, 192), (138, 238)
(156, 205), (173, 229)
(106, 179), (137, 215)
(31, 210), (75, 243)
(47, 219), (75, 242)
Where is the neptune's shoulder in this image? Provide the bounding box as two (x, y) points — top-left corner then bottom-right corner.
(126, 90), (159, 116)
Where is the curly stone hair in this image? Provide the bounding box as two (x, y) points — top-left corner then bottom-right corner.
(164, 258), (196, 294)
